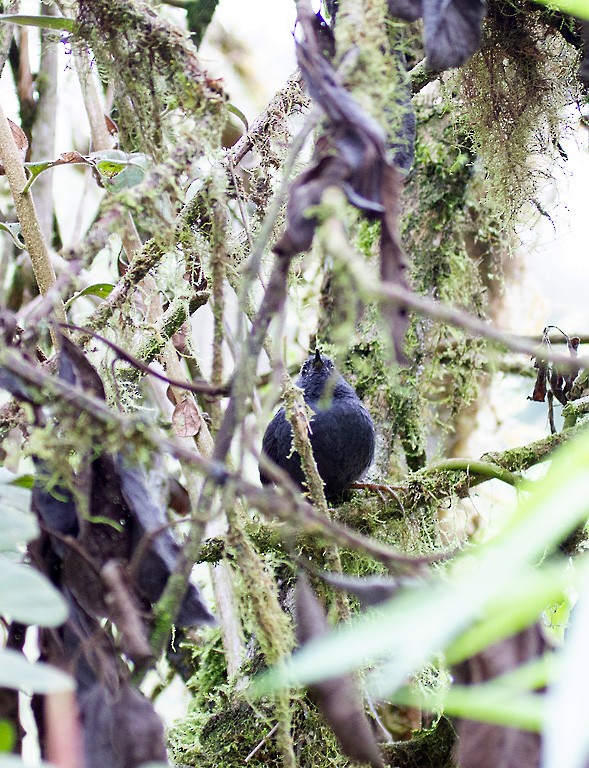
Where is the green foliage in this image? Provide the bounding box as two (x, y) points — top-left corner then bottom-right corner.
(0, 14), (75, 31)
(186, 0), (220, 47)
(535, 0), (589, 19)
(0, 559), (68, 626)
(0, 469), (71, 694)
(0, 720), (15, 752)
(0, 470), (68, 627)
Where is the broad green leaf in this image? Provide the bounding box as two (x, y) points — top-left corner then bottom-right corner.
(0, 557), (67, 626)
(533, 0), (589, 20)
(0, 506), (38, 550)
(0, 471), (37, 550)
(0, 648), (74, 694)
(186, 0), (219, 46)
(92, 150), (149, 186)
(9, 474), (34, 490)
(64, 282), (114, 310)
(0, 14), (75, 31)
(0, 222), (25, 249)
(103, 163), (146, 191)
(95, 159), (127, 178)
(0, 470), (32, 512)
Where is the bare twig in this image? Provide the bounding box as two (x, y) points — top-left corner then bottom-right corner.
(245, 724), (279, 762)
(59, 321), (229, 395)
(229, 71), (308, 166)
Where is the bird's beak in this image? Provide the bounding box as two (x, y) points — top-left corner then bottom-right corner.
(313, 349), (323, 370)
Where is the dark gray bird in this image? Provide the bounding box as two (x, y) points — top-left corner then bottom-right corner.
(260, 351), (375, 499)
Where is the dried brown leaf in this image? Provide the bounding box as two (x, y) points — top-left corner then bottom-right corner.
(0, 119), (29, 174)
(452, 625), (547, 768)
(172, 397), (202, 437)
(295, 575), (384, 768)
(529, 360), (547, 402)
(58, 150), (88, 164)
(274, 8), (410, 361)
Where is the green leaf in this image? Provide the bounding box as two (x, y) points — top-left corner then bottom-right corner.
(95, 159), (127, 178)
(22, 160), (55, 193)
(0, 14), (75, 31)
(9, 474), (34, 490)
(0, 648), (74, 694)
(0, 471), (37, 550)
(394, 680), (546, 731)
(227, 103), (249, 132)
(0, 506), (38, 551)
(543, 562), (589, 768)
(532, 0), (589, 21)
(0, 719), (15, 752)
(186, 0), (219, 46)
(444, 560), (575, 665)
(0, 557), (68, 626)
(92, 150), (149, 187)
(0, 222), (25, 249)
(64, 282), (114, 310)
(103, 163), (146, 191)
(0, 469), (32, 512)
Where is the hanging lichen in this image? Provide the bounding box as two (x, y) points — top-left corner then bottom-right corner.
(76, 0), (227, 156)
(452, 0), (579, 224)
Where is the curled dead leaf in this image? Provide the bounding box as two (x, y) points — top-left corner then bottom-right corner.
(0, 119), (29, 174)
(58, 150), (88, 164)
(172, 397), (202, 437)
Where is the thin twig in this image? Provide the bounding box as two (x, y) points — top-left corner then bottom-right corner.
(58, 321), (229, 395)
(229, 71), (308, 166)
(245, 723), (279, 762)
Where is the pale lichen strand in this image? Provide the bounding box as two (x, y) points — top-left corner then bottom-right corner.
(453, 0), (578, 224)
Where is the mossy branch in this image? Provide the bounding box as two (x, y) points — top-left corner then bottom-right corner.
(416, 458), (522, 488)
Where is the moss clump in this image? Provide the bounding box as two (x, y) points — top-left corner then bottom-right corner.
(76, 0), (226, 156)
